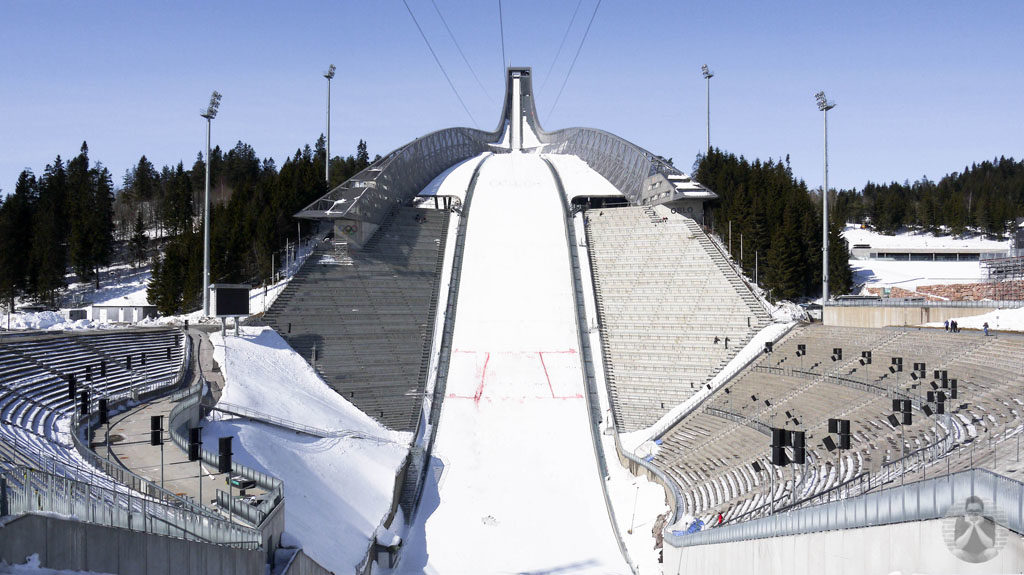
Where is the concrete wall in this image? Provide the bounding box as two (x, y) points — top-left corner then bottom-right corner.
(664, 518), (1024, 575)
(281, 549), (335, 575)
(825, 304), (997, 328)
(663, 198), (706, 227)
(0, 514), (263, 575)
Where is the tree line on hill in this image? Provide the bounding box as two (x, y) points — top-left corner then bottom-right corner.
(0, 137), (375, 314)
(832, 156), (1024, 236)
(695, 148), (852, 301)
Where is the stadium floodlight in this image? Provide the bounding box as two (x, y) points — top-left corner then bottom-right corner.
(815, 90), (836, 302)
(200, 90), (222, 317)
(324, 64), (336, 184)
(701, 65), (714, 154)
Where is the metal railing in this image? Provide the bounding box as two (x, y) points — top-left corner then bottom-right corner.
(827, 298), (1024, 308)
(665, 468), (1024, 548)
(0, 465), (261, 549)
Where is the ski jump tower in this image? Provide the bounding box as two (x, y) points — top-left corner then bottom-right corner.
(294, 67), (718, 247)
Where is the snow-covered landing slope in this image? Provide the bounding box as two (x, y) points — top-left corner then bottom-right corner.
(205, 327), (408, 573)
(543, 154), (624, 199)
(400, 153), (629, 574)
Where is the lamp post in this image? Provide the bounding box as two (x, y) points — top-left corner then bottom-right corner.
(701, 65), (714, 154)
(200, 91), (222, 317)
(815, 91), (836, 302)
(324, 64), (336, 184)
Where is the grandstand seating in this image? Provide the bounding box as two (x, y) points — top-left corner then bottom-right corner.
(585, 205), (771, 431)
(651, 324), (1024, 527)
(261, 206), (450, 431)
(0, 328), (185, 476)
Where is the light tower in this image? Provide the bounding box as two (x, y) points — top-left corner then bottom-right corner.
(324, 64), (336, 184)
(200, 90), (222, 317)
(815, 90), (836, 302)
(701, 64), (714, 154)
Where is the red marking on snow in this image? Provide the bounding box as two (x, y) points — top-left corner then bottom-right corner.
(473, 352), (491, 404)
(538, 351), (555, 398)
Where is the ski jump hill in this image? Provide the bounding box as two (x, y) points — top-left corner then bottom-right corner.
(271, 67), (1024, 574)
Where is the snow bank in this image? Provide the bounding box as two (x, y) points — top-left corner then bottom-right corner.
(417, 153), (490, 201)
(543, 154), (624, 199)
(205, 326), (409, 573)
(842, 223), (1009, 251)
(851, 260), (982, 290)
(921, 307), (1024, 332)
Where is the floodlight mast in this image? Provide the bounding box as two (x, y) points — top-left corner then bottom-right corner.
(702, 65), (714, 154)
(815, 91), (836, 303)
(324, 64), (336, 184)
(200, 90), (222, 317)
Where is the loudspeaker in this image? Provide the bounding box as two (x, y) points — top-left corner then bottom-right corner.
(166, 347), (172, 360)
(752, 461), (762, 473)
(100, 360), (106, 377)
(903, 412), (912, 426)
(79, 390), (89, 416)
(126, 355), (132, 370)
(839, 433), (851, 449)
(772, 427), (790, 447)
(927, 391), (935, 402)
(98, 398), (108, 425)
(218, 436), (233, 474)
(188, 427), (202, 462)
(67, 377), (77, 401)
(141, 353), (146, 366)
(937, 391), (946, 402)
(771, 445), (789, 466)
(764, 342), (773, 354)
(828, 418), (839, 434)
(936, 401), (945, 415)
(930, 381), (939, 390)
(823, 435), (837, 451)
(933, 369), (940, 379)
(892, 399), (902, 412)
(887, 414), (900, 427)
(85, 366), (92, 381)
(150, 415), (162, 446)
(950, 388), (958, 399)
(792, 431), (806, 464)
(922, 404), (933, 417)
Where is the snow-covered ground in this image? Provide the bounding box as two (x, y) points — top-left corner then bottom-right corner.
(843, 223), (1009, 291)
(417, 153), (490, 201)
(202, 326), (409, 573)
(544, 154), (624, 199)
(399, 153), (629, 574)
(851, 260), (984, 291)
(922, 307), (1024, 332)
(842, 224), (1009, 252)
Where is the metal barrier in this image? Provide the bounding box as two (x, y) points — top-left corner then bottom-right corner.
(0, 465), (261, 549)
(827, 299), (1024, 308)
(665, 468), (1024, 548)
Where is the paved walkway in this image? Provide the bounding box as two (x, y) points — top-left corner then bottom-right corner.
(88, 326), (261, 523)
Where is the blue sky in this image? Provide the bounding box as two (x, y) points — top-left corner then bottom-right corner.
(2, 1), (1022, 196)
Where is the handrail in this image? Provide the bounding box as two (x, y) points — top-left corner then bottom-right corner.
(665, 467), (1024, 548)
(1, 464), (261, 549)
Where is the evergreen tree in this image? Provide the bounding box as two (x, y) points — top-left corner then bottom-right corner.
(31, 156), (68, 305)
(0, 171), (37, 310)
(130, 211), (148, 267)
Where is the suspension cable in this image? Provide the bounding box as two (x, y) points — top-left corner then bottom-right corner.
(431, 0), (495, 105)
(539, 0), (584, 97)
(402, 0), (480, 128)
(549, 0), (602, 119)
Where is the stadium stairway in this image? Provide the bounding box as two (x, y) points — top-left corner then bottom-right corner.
(260, 206), (450, 432)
